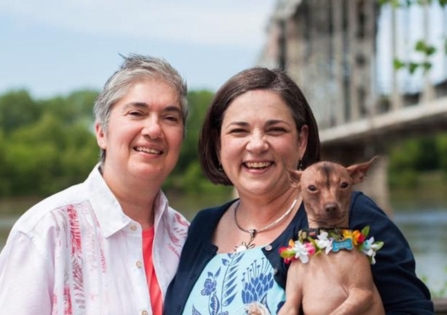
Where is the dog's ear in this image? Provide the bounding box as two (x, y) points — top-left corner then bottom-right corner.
(346, 156), (379, 184)
(288, 169), (303, 189)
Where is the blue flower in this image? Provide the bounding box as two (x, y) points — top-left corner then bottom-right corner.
(201, 275), (217, 296)
(241, 258), (274, 304)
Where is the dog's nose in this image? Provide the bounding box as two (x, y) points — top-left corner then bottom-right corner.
(325, 203), (338, 213)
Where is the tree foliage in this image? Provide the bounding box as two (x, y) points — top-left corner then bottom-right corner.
(379, 0), (447, 74)
(0, 89), (98, 197)
(388, 134), (447, 188)
(0, 90), (41, 135)
(0, 88), (231, 199)
(164, 89), (233, 197)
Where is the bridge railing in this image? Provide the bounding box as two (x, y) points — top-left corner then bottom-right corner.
(435, 298), (447, 314)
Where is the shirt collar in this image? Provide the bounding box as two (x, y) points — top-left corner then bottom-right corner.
(85, 165), (169, 237)
(153, 189), (168, 229)
(84, 165), (129, 237)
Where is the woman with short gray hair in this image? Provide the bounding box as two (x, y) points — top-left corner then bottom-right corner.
(0, 53), (189, 315)
(94, 53), (188, 164)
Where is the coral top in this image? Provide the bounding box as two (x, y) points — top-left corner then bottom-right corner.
(143, 227), (163, 315)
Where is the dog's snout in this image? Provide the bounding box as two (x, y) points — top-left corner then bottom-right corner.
(325, 203), (338, 213)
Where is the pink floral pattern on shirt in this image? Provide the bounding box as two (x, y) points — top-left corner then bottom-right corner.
(0, 166), (189, 314)
(50, 202), (104, 314)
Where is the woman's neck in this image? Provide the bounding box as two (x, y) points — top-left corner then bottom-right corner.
(236, 188), (300, 230)
(102, 167), (160, 229)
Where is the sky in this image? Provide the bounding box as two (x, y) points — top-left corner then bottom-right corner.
(2, 1), (445, 100)
(0, 0), (277, 99)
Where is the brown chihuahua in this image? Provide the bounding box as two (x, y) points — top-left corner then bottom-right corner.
(278, 157), (385, 315)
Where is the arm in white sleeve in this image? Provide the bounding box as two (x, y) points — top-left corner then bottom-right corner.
(0, 231), (53, 314)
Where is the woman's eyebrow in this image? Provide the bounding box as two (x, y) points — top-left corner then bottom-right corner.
(121, 102), (182, 115)
(227, 121), (249, 127)
(265, 119), (284, 126)
(122, 102), (148, 110)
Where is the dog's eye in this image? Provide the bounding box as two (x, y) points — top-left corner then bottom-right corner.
(340, 182), (349, 189)
(308, 185), (317, 192)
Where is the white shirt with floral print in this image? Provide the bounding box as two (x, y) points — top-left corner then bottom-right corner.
(0, 165), (189, 315)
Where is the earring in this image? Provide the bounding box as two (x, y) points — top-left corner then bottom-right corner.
(218, 164), (224, 172)
(298, 160), (303, 170)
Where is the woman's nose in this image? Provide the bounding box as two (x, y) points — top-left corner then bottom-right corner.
(142, 117), (162, 139)
(246, 133), (268, 152)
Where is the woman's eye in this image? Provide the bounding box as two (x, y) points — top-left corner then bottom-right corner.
(268, 127), (286, 134)
(340, 182), (349, 189)
(165, 115), (180, 123)
(230, 128), (247, 134)
(129, 111), (143, 116)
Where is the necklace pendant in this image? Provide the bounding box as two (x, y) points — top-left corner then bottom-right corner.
(249, 229), (257, 239)
(232, 197), (299, 253)
(234, 240), (255, 253)
(234, 244), (249, 252)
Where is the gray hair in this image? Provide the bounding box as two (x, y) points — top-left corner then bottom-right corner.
(93, 54), (188, 164)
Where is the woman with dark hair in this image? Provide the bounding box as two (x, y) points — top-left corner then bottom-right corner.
(164, 67), (433, 314)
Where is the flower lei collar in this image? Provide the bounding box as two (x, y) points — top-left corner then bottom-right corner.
(279, 226), (384, 265)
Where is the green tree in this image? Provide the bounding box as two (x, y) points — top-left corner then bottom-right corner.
(436, 133), (447, 175)
(415, 137), (439, 171)
(167, 90), (215, 192)
(4, 141), (60, 196)
(0, 131), (11, 195)
(0, 89), (41, 135)
(163, 89), (232, 198)
(178, 90), (214, 171)
(4, 120), (98, 197)
(389, 139), (420, 188)
(0, 87), (233, 199)
(11, 112), (66, 149)
(379, 0), (447, 73)
(60, 123), (98, 187)
(39, 89), (97, 126)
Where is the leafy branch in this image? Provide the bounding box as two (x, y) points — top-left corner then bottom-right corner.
(394, 40), (437, 73)
(379, 0), (446, 72)
(379, 0), (447, 7)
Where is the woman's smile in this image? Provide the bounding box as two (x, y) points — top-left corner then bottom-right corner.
(244, 161), (273, 169)
(220, 89), (303, 196)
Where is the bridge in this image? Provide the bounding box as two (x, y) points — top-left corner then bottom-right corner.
(320, 88), (447, 213)
(257, 0), (447, 213)
(258, 1), (447, 312)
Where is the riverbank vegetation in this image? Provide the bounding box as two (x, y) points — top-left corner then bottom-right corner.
(0, 88), (232, 203)
(1, 89), (447, 298)
(389, 135), (447, 189)
(0, 88), (446, 211)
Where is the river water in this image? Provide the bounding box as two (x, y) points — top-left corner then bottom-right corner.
(1, 197), (446, 297)
(392, 208), (447, 296)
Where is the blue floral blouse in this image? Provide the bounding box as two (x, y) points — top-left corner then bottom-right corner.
(182, 247), (286, 315)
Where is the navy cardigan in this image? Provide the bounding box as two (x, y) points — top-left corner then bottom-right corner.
(164, 192), (434, 314)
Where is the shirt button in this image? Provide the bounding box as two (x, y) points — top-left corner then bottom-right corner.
(136, 261), (142, 268)
(130, 225), (137, 231)
(142, 311), (148, 315)
(265, 245), (272, 251)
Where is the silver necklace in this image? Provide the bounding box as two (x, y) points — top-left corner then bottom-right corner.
(233, 197), (299, 252)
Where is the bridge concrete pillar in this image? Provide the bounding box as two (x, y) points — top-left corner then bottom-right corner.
(356, 155), (392, 217)
(321, 146), (393, 217)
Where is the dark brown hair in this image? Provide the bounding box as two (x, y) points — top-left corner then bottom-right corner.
(199, 67), (321, 185)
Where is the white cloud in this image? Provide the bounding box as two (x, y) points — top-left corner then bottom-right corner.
(0, 0), (276, 48)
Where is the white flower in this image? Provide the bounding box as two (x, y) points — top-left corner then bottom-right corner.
(315, 231), (333, 254)
(361, 237), (380, 264)
(293, 241), (311, 264)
